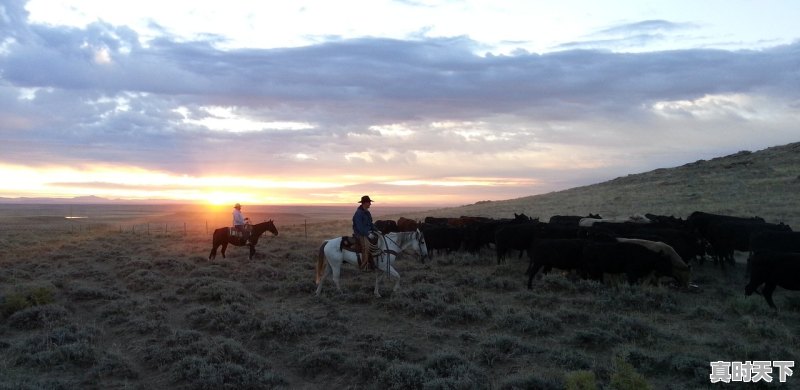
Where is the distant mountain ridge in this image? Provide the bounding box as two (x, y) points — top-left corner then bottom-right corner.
(418, 141), (800, 227)
(0, 195), (185, 205)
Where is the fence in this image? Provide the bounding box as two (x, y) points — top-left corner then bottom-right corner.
(0, 218), (345, 239)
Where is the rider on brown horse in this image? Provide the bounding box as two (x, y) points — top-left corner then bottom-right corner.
(232, 203), (251, 243)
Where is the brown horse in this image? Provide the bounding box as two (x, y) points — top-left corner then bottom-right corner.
(208, 220), (279, 260)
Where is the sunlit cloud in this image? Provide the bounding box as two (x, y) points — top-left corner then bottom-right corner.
(177, 106), (314, 133)
(385, 177), (539, 187)
(370, 124), (414, 137)
(651, 94), (758, 120)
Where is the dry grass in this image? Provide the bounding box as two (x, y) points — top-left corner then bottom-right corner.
(1, 142), (799, 389)
(407, 142), (800, 228)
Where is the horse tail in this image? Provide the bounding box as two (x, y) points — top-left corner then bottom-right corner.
(316, 241), (328, 284)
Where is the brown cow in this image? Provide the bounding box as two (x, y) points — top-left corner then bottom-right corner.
(397, 217), (419, 232)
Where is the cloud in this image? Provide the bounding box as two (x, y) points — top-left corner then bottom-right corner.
(1, 0), (799, 204)
(555, 19), (700, 51)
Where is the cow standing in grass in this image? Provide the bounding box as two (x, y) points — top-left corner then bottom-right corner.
(745, 251), (800, 309)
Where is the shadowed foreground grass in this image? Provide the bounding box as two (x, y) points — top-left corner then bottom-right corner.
(2, 219), (799, 389)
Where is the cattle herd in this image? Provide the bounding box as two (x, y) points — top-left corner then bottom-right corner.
(375, 211), (799, 309)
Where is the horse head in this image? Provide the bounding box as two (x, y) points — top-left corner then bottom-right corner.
(251, 220), (279, 238)
(265, 219), (279, 236)
(415, 229), (429, 263)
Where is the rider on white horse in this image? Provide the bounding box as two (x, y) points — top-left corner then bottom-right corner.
(352, 195), (377, 271)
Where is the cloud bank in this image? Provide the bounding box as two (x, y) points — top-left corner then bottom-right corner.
(1, 0), (798, 205)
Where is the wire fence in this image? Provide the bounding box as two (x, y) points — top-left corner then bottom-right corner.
(0, 218), (344, 240)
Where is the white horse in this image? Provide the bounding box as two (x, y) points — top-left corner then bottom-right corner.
(315, 230), (428, 297)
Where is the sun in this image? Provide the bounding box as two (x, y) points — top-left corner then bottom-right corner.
(204, 191), (243, 206)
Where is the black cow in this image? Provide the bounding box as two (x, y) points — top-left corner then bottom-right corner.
(548, 214), (601, 227)
(686, 211), (766, 263)
(419, 225), (463, 256)
(527, 239), (588, 289)
(495, 222), (542, 264)
(374, 220), (398, 234)
(462, 220), (502, 253)
(582, 241), (673, 285)
(745, 251), (800, 309)
(749, 231), (800, 254)
(587, 223), (705, 265)
(424, 216), (450, 226)
(644, 213), (690, 229)
(705, 220), (792, 265)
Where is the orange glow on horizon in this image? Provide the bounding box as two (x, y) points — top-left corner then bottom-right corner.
(0, 163), (492, 207)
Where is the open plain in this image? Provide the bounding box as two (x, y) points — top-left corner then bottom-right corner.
(1, 142), (799, 389)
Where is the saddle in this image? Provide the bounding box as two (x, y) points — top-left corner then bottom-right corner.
(229, 226), (252, 243)
(341, 235), (378, 271)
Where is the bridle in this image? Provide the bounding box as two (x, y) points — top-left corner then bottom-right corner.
(375, 230), (428, 263)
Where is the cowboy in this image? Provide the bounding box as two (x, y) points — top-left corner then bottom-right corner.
(232, 203), (250, 242)
(352, 195), (377, 271)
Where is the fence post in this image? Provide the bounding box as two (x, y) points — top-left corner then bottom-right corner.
(184, 222), (187, 236)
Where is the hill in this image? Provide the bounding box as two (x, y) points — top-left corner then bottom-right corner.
(415, 141), (800, 226)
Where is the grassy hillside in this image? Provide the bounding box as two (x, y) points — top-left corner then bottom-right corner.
(414, 141), (800, 226)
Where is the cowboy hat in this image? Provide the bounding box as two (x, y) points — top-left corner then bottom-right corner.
(358, 195), (373, 203)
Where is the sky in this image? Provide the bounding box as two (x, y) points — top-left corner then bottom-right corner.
(1, 0), (798, 207)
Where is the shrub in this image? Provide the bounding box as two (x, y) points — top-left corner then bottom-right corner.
(185, 303), (261, 332)
(27, 287), (55, 306)
(477, 335), (534, 367)
(68, 285), (123, 301)
(297, 348), (348, 376)
(375, 362), (425, 390)
(358, 356), (389, 382)
(572, 329), (621, 349)
(1, 285), (56, 318)
(615, 286), (678, 313)
(375, 338), (411, 360)
(171, 356), (285, 389)
(433, 303), (490, 326)
(1, 293), (30, 318)
(124, 269), (166, 292)
(551, 349), (593, 370)
(497, 373), (562, 390)
(257, 311), (322, 339)
(12, 324), (99, 369)
(86, 351), (139, 380)
(423, 351), (489, 388)
(497, 309), (562, 335)
(143, 330), (267, 371)
(178, 277), (253, 304)
(7, 304), (70, 329)
(610, 357), (651, 390)
(565, 370), (598, 390)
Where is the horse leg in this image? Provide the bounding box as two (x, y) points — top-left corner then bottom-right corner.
(374, 273), (383, 298)
(389, 265), (401, 292)
(209, 244), (218, 261)
(249, 244), (255, 260)
(331, 261), (343, 293)
(315, 263), (332, 296)
(221, 242), (228, 258)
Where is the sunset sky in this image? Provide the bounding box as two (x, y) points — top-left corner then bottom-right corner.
(1, 0), (798, 206)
